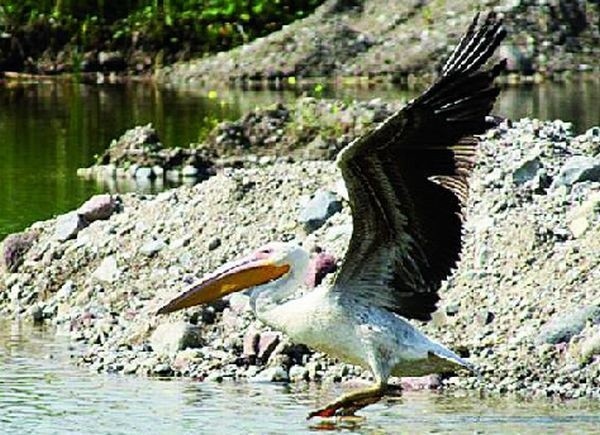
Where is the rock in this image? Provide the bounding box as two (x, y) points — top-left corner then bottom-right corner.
(242, 331), (260, 359)
(139, 239), (166, 257)
(536, 306), (600, 345)
(289, 365), (309, 381)
(228, 293), (250, 313)
(551, 156), (600, 189)
(172, 349), (202, 372)
(28, 303), (44, 323)
(250, 366), (289, 383)
(207, 238), (221, 251)
(55, 212), (87, 241)
(152, 166), (165, 178)
(476, 310), (495, 326)
(2, 230), (37, 273)
(98, 51), (126, 71)
(445, 304), (460, 316)
(182, 165), (199, 178)
(77, 194), (117, 223)
(567, 192), (600, 238)
(304, 252), (337, 288)
(512, 155), (542, 186)
(92, 256), (121, 283)
(399, 374), (442, 391)
(152, 363), (173, 376)
(579, 328), (600, 363)
(257, 332), (280, 361)
(135, 167), (155, 179)
(56, 280), (75, 300)
(298, 190), (342, 233)
(123, 362), (139, 375)
(150, 321), (202, 355)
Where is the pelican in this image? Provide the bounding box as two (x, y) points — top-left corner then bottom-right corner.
(158, 12), (506, 418)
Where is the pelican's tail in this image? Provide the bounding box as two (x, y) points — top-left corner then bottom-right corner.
(429, 343), (480, 377)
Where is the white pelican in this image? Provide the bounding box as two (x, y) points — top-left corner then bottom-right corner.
(158, 12), (506, 418)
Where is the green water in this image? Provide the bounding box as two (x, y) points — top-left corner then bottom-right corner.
(0, 79), (599, 241)
(1, 321), (600, 434)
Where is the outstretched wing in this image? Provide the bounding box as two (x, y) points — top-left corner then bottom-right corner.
(333, 12), (506, 321)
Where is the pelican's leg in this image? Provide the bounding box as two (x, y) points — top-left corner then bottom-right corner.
(307, 348), (395, 419)
(307, 382), (389, 419)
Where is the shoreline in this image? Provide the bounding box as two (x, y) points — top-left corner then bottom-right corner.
(1, 116), (599, 399)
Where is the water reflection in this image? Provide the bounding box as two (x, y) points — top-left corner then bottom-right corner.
(2, 321), (600, 434)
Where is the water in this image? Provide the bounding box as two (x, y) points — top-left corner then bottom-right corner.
(1, 78), (599, 240)
(1, 322), (600, 434)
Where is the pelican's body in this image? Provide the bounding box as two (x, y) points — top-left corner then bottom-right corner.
(157, 12), (506, 419)
(255, 262), (467, 379)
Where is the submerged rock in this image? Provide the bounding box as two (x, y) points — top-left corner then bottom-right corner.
(250, 366), (289, 383)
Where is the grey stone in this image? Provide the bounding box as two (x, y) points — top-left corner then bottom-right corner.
(536, 306), (600, 345)
(182, 165), (199, 177)
(77, 194), (116, 222)
(257, 332), (280, 361)
(476, 310), (495, 326)
(139, 239), (166, 257)
(150, 321), (202, 354)
(55, 212), (87, 242)
(250, 366), (289, 383)
(289, 365), (309, 381)
(298, 190), (343, 233)
(152, 363), (172, 375)
(207, 238), (221, 251)
(512, 155), (542, 186)
(135, 167), (155, 179)
(92, 256), (121, 283)
(551, 156), (600, 189)
(228, 293), (251, 313)
(57, 280), (75, 300)
(28, 303), (44, 322)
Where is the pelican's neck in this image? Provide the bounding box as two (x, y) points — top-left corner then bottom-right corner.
(250, 251), (309, 329)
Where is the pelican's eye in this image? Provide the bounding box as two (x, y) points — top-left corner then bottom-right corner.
(255, 247), (274, 258)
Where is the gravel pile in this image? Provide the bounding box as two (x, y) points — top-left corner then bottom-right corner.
(1, 118), (599, 399)
(158, 0), (600, 86)
(77, 124), (216, 183)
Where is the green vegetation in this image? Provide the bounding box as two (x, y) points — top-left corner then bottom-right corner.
(0, 1), (324, 72)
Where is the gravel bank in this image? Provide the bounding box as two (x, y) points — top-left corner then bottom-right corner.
(158, 0), (600, 86)
(1, 117), (599, 399)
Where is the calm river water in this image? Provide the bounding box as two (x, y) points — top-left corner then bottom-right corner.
(2, 321), (600, 434)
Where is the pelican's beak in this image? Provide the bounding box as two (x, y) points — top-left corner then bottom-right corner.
(156, 253), (290, 315)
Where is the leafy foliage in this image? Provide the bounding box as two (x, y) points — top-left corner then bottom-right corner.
(0, 0), (324, 67)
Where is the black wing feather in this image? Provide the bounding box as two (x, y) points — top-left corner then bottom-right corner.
(333, 12), (506, 321)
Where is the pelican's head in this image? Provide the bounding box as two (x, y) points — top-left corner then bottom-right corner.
(156, 242), (309, 315)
